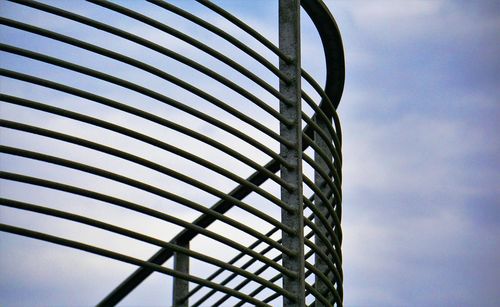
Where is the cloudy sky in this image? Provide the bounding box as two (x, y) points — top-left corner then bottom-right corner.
(1, 0), (499, 306)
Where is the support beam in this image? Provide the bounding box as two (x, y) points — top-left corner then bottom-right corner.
(172, 241), (189, 307)
(314, 116), (334, 306)
(279, 0), (305, 306)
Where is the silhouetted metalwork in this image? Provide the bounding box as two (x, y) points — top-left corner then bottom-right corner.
(0, 0), (344, 306)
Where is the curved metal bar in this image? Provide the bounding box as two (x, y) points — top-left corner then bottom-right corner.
(234, 249), (316, 307)
(98, 0), (346, 298)
(196, 0), (292, 63)
(302, 102), (341, 160)
(0, 71), (296, 193)
(3, 3), (291, 126)
(303, 175), (341, 235)
(0, 171), (296, 279)
(304, 281), (331, 307)
(300, 0), (345, 112)
(0, 198), (294, 300)
(0, 32), (296, 158)
(210, 231), (315, 307)
(8, 0), (293, 105)
(301, 70), (342, 145)
(193, 205), (325, 306)
(0, 99), (287, 214)
(301, 107), (342, 165)
(182, 227), (280, 304)
(303, 133), (341, 184)
(146, 0), (286, 82)
(304, 241), (342, 301)
(303, 197), (341, 258)
(86, 0), (293, 98)
(0, 146), (294, 254)
(0, 118), (287, 215)
(0, 119), (287, 214)
(1, 0), (346, 305)
(197, 0), (345, 119)
(0, 223), (271, 307)
(185, 198), (315, 304)
(302, 153), (341, 203)
(303, 219), (342, 282)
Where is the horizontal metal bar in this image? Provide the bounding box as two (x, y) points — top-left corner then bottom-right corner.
(0, 198), (294, 301)
(301, 92), (341, 151)
(187, 200), (316, 304)
(301, 109), (342, 166)
(3, 3), (293, 126)
(147, 0), (290, 82)
(0, 36), (296, 161)
(0, 93), (296, 216)
(196, 0), (292, 63)
(303, 217), (342, 280)
(301, 70), (340, 130)
(0, 171), (296, 279)
(234, 247), (316, 307)
(0, 223), (270, 307)
(304, 241), (342, 301)
(304, 175), (340, 226)
(85, 0), (293, 102)
(0, 116), (287, 216)
(0, 118), (290, 220)
(204, 253), (284, 307)
(219, 229), (315, 307)
(0, 118), (305, 304)
(302, 154), (341, 204)
(0, 71), (296, 192)
(303, 133), (341, 185)
(182, 226), (280, 303)
(0, 145), (295, 254)
(304, 281), (330, 307)
(99, 1), (346, 302)
(191, 241), (280, 306)
(303, 177), (342, 245)
(303, 197), (341, 259)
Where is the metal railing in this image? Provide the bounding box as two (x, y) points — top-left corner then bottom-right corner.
(0, 0), (344, 306)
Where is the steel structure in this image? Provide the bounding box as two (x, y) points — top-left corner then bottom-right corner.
(0, 0), (344, 306)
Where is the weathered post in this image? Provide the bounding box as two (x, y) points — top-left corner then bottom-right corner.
(279, 0), (305, 305)
(314, 116), (334, 306)
(172, 241), (189, 307)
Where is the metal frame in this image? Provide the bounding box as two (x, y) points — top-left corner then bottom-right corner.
(0, 0), (345, 306)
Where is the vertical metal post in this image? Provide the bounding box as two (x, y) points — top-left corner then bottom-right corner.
(279, 0), (304, 306)
(314, 117), (333, 306)
(172, 241), (189, 307)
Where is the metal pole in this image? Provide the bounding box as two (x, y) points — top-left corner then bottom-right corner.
(314, 117), (334, 306)
(279, 0), (305, 306)
(172, 240), (189, 307)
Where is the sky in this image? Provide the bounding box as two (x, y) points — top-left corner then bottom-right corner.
(0, 0), (499, 306)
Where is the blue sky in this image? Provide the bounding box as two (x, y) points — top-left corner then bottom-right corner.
(0, 0), (499, 306)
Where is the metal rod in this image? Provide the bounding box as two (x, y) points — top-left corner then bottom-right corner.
(0, 223), (270, 307)
(314, 109), (335, 306)
(173, 240), (189, 307)
(0, 145), (294, 255)
(147, 0), (289, 82)
(0, 171), (295, 278)
(0, 38), (296, 164)
(85, 0), (293, 101)
(0, 198), (293, 300)
(0, 7), (290, 125)
(196, 0), (292, 63)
